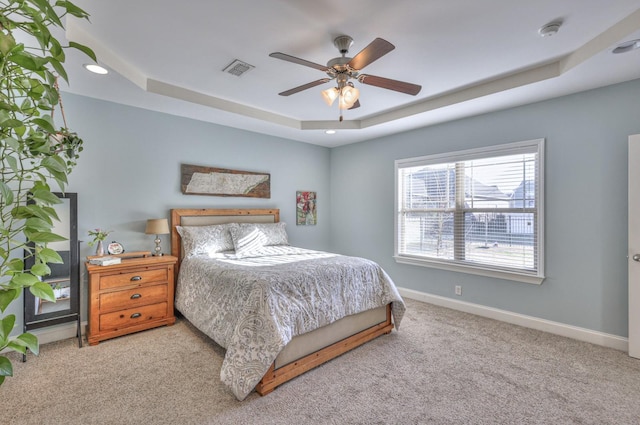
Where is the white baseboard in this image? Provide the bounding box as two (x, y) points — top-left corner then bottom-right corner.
(6, 291), (628, 353)
(398, 287), (629, 352)
(1, 321), (86, 355)
(29, 321), (86, 346)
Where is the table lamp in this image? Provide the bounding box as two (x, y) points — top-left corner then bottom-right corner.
(145, 218), (170, 256)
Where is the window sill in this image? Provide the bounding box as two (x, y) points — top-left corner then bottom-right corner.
(393, 255), (545, 285)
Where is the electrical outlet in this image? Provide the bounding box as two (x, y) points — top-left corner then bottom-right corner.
(455, 285), (462, 296)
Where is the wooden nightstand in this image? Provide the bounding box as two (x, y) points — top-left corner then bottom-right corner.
(85, 253), (178, 345)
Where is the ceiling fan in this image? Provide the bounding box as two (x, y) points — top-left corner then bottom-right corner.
(269, 35), (422, 120)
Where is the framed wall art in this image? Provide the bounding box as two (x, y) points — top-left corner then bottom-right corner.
(181, 164), (270, 198)
(296, 191), (317, 225)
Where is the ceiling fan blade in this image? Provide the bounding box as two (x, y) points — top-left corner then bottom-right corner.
(278, 78), (331, 96)
(269, 52), (329, 72)
(358, 74), (422, 95)
(348, 38), (395, 70)
(348, 99), (360, 110)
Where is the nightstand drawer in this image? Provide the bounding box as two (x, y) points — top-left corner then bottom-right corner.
(99, 268), (168, 290)
(86, 254), (177, 345)
(99, 285), (168, 312)
(99, 302), (168, 331)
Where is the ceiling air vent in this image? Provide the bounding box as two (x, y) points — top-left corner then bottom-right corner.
(223, 59), (255, 77)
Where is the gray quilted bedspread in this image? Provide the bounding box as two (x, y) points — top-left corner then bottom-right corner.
(174, 246), (405, 400)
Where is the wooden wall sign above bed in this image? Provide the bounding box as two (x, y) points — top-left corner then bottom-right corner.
(181, 164), (270, 198)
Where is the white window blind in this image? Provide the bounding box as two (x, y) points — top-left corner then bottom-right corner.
(395, 139), (544, 284)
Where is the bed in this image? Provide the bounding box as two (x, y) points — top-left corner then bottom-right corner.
(170, 208), (405, 400)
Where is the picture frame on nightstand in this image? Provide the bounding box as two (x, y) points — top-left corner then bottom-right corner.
(107, 241), (124, 255)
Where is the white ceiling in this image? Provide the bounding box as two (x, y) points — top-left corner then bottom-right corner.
(58, 0), (640, 148)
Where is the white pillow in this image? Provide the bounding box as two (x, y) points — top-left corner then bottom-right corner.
(229, 222), (289, 257)
(176, 223), (237, 258)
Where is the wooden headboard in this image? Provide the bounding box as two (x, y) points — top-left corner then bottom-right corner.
(170, 208), (280, 269)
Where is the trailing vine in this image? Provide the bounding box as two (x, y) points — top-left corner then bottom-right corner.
(0, 0), (95, 385)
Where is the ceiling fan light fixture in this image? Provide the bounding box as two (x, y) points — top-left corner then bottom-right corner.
(271, 35), (418, 121)
(339, 84), (359, 109)
(321, 87), (340, 106)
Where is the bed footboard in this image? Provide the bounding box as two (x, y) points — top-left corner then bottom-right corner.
(255, 303), (393, 396)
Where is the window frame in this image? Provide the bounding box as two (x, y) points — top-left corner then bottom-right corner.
(394, 139), (545, 285)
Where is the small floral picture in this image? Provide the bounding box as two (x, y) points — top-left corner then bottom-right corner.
(296, 191), (317, 225)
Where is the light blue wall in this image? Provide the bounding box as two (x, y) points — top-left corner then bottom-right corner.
(8, 94), (332, 334)
(8, 80), (640, 339)
(330, 78), (640, 337)
(63, 94), (332, 255)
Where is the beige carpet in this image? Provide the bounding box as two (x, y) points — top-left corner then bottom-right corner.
(4, 299), (640, 425)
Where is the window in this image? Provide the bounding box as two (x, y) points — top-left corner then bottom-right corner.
(395, 139), (544, 284)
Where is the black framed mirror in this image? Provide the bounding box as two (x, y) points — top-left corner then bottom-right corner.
(23, 192), (81, 343)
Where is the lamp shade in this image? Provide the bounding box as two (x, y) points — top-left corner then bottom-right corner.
(145, 218), (169, 235)
(321, 87), (339, 106)
(339, 85), (359, 109)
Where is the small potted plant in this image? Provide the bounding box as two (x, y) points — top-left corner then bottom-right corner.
(52, 283), (62, 300)
(87, 228), (113, 256)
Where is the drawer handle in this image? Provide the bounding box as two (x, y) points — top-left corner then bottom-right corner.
(130, 276), (142, 282)
(130, 293), (142, 299)
(130, 313), (142, 319)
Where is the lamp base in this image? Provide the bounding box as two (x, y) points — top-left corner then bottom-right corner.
(153, 235), (164, 256)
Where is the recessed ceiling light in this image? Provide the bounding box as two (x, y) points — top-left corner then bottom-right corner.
(83, 63), (108, 75)
(325, 130), (336, 135)
(612, 39), (640, 54)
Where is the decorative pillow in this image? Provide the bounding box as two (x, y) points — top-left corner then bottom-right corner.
(176, 223), (237, 258)
(229, 222), (289, 257)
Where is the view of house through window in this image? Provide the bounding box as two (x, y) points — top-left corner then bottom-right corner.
(395, 139), (544, 283)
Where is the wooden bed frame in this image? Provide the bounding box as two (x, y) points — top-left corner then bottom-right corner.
(170, 208), (394, 396)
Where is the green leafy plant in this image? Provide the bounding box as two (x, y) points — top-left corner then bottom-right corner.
(87, 228), (112, 247)
(0, 0), (95, 385)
